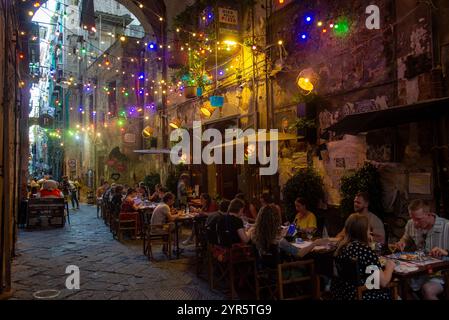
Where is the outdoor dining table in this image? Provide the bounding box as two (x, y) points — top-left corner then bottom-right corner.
(290, 238), (338, 278)
(382, 254), (449, 300)
(174, 213), (196, 259)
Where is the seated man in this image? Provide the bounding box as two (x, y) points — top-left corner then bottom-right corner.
(205, 199), (231, 245)
(150, 192), (179, 233)
(216, 198), (250, 247)
(337, 192), (385, 244)
(395, 199), (449, 300)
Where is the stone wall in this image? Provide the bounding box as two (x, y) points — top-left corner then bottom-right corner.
(0, 0), (23, 298)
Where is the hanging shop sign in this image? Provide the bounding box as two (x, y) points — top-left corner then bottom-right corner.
(218, 8), (238, 25)
(217, 7), (239, 41)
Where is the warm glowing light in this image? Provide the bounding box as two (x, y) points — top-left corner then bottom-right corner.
(120, 36), (126, 41)
(317, 21), (323, 27)
(28, 11), (34, 17)
(278, 40), (283, 45)
(169, 118), (181, 129)
(297, 77), (314, 91)
(223, 40), (237, 46)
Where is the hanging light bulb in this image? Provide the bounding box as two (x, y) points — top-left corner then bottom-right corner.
(296, 68), (318, 94)
(200, 102), (215, 118)
(168, 118), (182, 129)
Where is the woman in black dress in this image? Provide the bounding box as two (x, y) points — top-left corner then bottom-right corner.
(331, 213), (396, 300)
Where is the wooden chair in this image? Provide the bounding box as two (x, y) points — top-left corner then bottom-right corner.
(254, 245), (281, 300)
(143, 223), (173, 261)
(208, 244), (257, 299)
(277, 259), (320, 300)
(115, 212), (138, 241)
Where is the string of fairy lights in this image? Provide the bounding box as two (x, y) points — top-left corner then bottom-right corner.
(21, 0), (358, 143)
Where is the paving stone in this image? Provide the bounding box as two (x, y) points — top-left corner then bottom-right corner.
(11, 204), (225, 300)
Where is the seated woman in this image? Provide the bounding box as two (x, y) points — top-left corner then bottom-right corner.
(191, 193), (217, 215)
(37, 180), (64, 198)
(119, 188), (141, 237)
(136, 182), (149, 199)
(331, 213), (395, 300)
(293, 197), (317, 234)
(260, 193), (284, 224)
(250, 205), (329, 264)
(149, 184), (162, 202)
(235, 193), (258, 223)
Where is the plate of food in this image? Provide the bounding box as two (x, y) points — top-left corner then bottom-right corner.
(399, 253), (419, 261)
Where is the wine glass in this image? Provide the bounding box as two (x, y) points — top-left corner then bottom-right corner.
(306, 228), (316, 241)
(388, 243), (397, 254)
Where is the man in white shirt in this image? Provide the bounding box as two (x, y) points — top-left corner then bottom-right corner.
(396, 199), (449, 300)
(151, 192), (179, 233)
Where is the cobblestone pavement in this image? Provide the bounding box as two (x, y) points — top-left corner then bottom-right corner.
(11, 204), (225, 300)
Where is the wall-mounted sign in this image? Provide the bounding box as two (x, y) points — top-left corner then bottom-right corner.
(218, 8), (238, 25)
(124, 133), (136, 143)
(218, 7), (239, 41)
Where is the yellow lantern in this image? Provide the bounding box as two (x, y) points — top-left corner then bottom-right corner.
(142, 126), (154, 138)
(169, 118), (182, 129)
(296, 68), (318, 94)
(200, 102), (215, 118)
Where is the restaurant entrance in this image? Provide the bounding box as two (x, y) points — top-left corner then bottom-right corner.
(203, 116), (240, 200)
(216, 164), (239, 200)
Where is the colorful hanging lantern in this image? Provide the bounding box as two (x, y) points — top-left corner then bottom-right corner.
(210, 95), (224, 107)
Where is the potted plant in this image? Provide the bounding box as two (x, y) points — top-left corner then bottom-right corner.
(143, 173), (161, 194)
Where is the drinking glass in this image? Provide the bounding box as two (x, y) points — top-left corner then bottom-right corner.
(306, 228), (316, 241)
(388, 243), (398, 254)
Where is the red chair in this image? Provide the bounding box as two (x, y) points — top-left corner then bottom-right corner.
(208, 243), (257, 299)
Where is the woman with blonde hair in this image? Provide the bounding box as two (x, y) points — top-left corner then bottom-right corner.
(331, 213), (395, 300)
